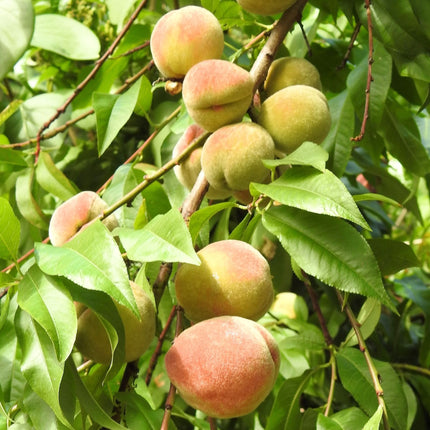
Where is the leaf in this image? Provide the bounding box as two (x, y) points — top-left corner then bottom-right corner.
(265, 369), (316, 430)
(35, 220), (139, 317)
(35, 152), (78, 200)
(31, 14), (100, 60)
(353, 193), (401, 207)
(328, 407), (369, 430)
(116, 208), (200, 265)
(0, 197), (21, 260)
(368, 238), (421, 276)
(362, 405), (383, 430)
(317, 413), (343, 430)
(17, 265), (77, 362)
(336, 347), (408, 430)
(342, 298), (381, 347)
(0, 147), (28, 167)
(263, 206), (394, 310)
(0, 100), (24, 126)
(94, 78), (141, 156)
(105, 0), (136, 26)
(134, 75), (153, 116)
(15, 309), (73, 429)
(15, 169), (49, 230)
(393, 276), (430, 316)
(262, 141), (328, 172)
(251, 167), (369, 230)
(0, 0), (34, 80)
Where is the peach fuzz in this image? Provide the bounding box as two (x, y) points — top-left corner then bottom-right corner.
(264, 57), (322, 97)
(48, 191), (118, 246)
(150, 6), (224, 79)
(237, 0), (297, 16)
(172, 124), (232, 200)
(74, 281), (156, 364)
(182, 59), (254, 132)
(201, 122), (275, 193)
(165, 316), (280, 419)
(258, 84), (331, 154)
(175, 239), (274, 322)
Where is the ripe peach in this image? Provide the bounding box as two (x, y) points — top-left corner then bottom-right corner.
(175, 239), (274, 322)
(270, 292), (309, 320)
(257, 85), (331, 154)
(165, 316), (280, 418)
(150, 6), (224, 79)
(75, 281), (156, 364)
(201, 122), (275, 193)
(264, 57), (322, 97)
(48, 191), (118, 246)
(182, 59), (254, 132)
(237, 0), (297, 16)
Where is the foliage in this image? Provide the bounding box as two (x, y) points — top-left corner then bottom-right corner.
(1, 0), (430, 429)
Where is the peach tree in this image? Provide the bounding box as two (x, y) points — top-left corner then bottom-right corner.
(0, 0), (430, 429)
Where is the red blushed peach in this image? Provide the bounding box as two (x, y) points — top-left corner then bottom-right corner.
(150, 6), (224, 79)
(164, 316), (280, 419)
(175, 239), (274, 322)
(48, 191), (118, 246)
(237, 0), (297, 15)
(182, 60), (254, 132)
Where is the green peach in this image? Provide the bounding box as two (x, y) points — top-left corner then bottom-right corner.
(175, 239), (274, 322)
(182, 59), (254, 132)
(164, 316), (280, 419)
(258, 85), (331, 154)
(237, 0), (297, 16)
(270, 292), (309, 320)
(264, 57), (322, 97)
(150, 6), (224, 79)
(201, 122), (275, 193)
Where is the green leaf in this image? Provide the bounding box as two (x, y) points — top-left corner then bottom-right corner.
(35, 152), (78, 201)
(106, 0), (136, 26)
(362, 405), (383, 430)
(353, 193), (401, 207)
(15, 169), (49, 230)
(0, 100), (24, 126)
(17, 265), (77, 362)
(31, 14), (100, 60)
(134, 75), (153, 116)
(263, 206), (393, 309)
(337, 347), (408, 430)
(0, 147), (28, 167)
(368, 238), (421, 276)
(251, 167), (369, 230)
(35, 220), (138, 317)
(15, 308), (73, 429)
(265, 369), (317, 430)
(342, 298), (381, 347)
(262, 141), (329, 172)
(317, 413), (343, 430)
(0, 197), (21, 260)
(0, 0), (34, 80)
(328, 407), (369, 430)
(116, 208), (200, 265)
(94, 78), (141, 156)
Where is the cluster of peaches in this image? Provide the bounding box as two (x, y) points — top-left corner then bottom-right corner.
(46, 0), (329, 421)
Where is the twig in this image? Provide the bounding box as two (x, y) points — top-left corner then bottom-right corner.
(337, 22), (362, 70)
(351, 0), (374, 142)
(392, 362), (430, 378)
(110, 41), (150, 59)
(336, 290), (390, 430)
(33, 0), (149, 163)
(324, 348), (337, 416)
(297, 19), (312, 56)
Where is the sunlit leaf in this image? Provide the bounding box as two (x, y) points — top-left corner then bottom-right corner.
(0, 197), (20, 260)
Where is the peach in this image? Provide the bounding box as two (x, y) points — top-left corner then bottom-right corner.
(237, 0), (297, 16)
(150, 6), (224, 79)
(175, 239), (274, 322)
(201, 122), (275, 193)
(165, 316), (280, 419)
(182, 59), (254, 132)
(75, 281), (156, 364)
(257, 85), (331, 154)
(172, 124), (232, 200)
(270, 292), (309, 320)
(48, 191), (118, 246)
(264, 57), (322, 97)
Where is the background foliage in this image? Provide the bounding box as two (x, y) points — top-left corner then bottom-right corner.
(1, 0), (430, 429)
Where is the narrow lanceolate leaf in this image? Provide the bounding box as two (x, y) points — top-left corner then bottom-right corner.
(17, 265), (77, 362)
(262, 141), (328, 172)
(263, 206), (394, 310)
(94, 78), (141, 156)
(35, 152), (78, 201)
(252, 167), (369, 230)
(342, 298), (381, 347)
(15, 308), (73, 429)
(362, 405), (383, 430)
(35, 220), (139, 318)
(0, 197), (21, 260)
(337, 348), (408, 430)
(117, 208), (200, 265)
